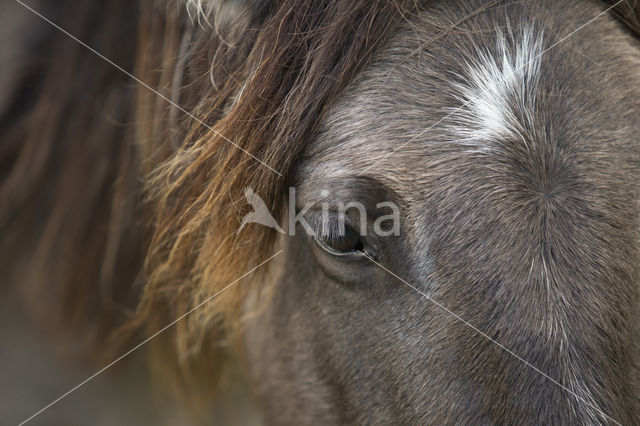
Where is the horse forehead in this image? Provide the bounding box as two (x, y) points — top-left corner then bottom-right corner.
(296, 0), (604, 194)
(307, 29), (544, 168)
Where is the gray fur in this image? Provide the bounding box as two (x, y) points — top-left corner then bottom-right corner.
(242, 0), (640, 424)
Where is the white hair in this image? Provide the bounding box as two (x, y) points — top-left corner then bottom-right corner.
(449, 25), (544, 153)
(185, 0), (214, 24)
(185, 0), (258, 32)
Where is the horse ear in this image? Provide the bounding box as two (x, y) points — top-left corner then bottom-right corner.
(186, 0), (270, 28)
(604, 0), (640, 37)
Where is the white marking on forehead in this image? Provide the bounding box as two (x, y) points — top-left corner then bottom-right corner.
(298, 26), (547, 183)
(450, 26), (544, 152)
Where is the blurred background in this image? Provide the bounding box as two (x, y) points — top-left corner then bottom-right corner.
(0, 0), (261, 424)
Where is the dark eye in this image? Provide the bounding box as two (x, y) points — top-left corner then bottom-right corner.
(314, 223), (364, 255)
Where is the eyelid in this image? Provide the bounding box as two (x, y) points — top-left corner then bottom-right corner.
(301, 209), (382, 261)
(312, 236), (364, 257)
(311, 225), (382, 262)
(313, 235), (382, 262)
(301, 210), (363, 237)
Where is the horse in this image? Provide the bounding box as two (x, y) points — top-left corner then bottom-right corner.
(2, 0), (640, 424)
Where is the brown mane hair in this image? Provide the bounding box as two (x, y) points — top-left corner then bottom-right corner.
(1, 0), (639, 406)
(139, 0), (429, 400)
(1, 0), (422, 400)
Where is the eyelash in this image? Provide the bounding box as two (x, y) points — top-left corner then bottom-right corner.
(301, 212), (384, 261)
(314, 222), (364, 254)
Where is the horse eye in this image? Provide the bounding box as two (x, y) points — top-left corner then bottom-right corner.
(314, 223), (364, 255)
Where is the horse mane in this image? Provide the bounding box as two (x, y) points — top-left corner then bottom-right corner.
(1, 0), (639, 408)
(1, 0), (421, 403)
